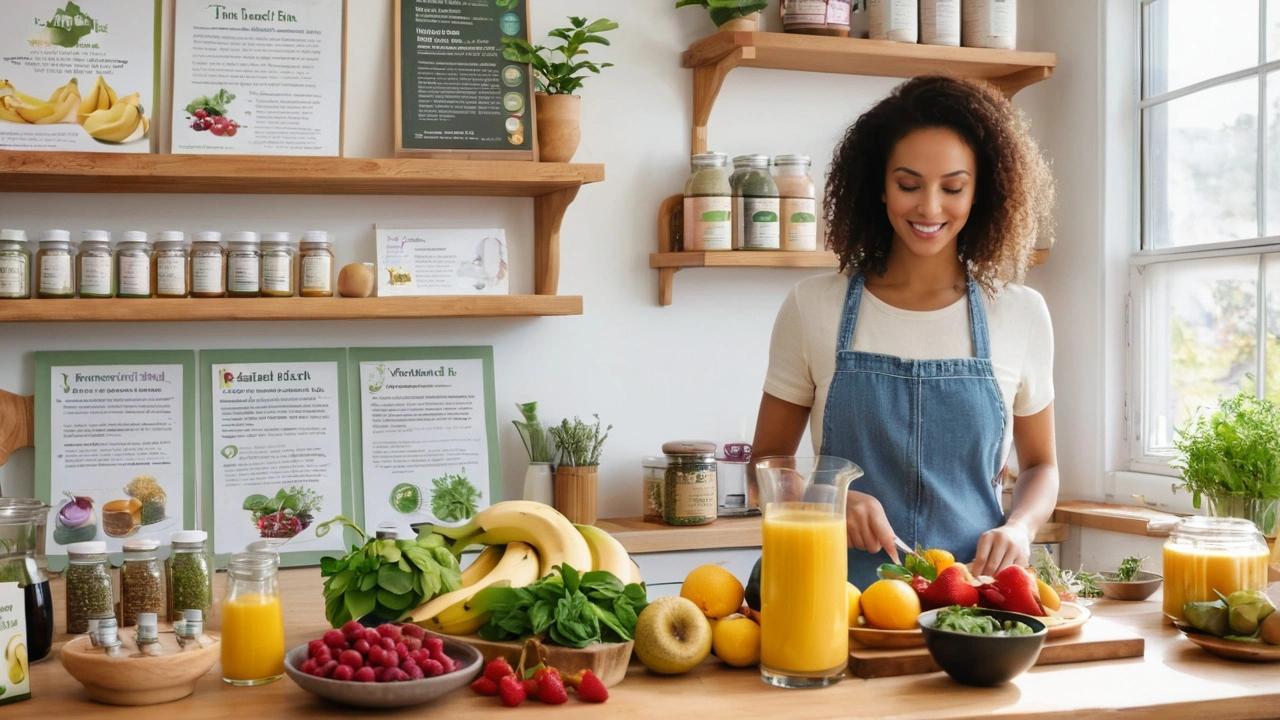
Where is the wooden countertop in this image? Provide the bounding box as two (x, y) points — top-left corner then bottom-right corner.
(25, 570), (1280, 718)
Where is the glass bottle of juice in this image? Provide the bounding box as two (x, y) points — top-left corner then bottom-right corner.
(1162, 516), (1270, 622)
(221, 550), (285, 685)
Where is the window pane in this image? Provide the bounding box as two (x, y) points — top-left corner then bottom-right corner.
(1264, 254), (1280, 403)
(1146, 0), (1258, 97)
(1145, 77), (1259, 249)
(1143, 256), (1259, 454)
(1267, 70), (1280, 234)
(1269, 0), (1280, 60)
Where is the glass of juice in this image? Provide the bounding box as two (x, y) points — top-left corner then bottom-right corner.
(1162, 516), (1270, 623)
(222, 550), (285, 685)
(755, 455), (863, 688)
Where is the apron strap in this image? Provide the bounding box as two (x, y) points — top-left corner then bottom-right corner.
(836, 272), (865, 351)
(966, 278), (992, 360)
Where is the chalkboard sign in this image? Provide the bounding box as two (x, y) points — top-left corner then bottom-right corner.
(394, 0), (536, 159)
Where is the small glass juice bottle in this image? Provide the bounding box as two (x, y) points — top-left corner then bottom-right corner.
(221, 551), (285, 685)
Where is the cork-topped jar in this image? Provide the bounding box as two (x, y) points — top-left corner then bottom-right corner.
(661, 440), (718, 526)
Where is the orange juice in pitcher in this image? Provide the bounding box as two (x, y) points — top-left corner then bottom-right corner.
(1162, 516), (1270, 622)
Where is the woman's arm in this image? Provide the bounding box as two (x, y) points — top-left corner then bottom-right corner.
(971, 402), (1059, 575)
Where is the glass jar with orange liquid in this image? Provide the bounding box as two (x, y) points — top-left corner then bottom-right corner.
(221, 551), (285, 685)
(1162, 516), (1270, 623)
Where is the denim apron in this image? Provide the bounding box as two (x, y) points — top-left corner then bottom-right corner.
(820, 273), (1006, 590)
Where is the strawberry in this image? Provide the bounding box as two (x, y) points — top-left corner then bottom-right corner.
(575, 670), (608, 703)
(976, 566), (1045, 616)
(910, 574), (930, 596)
(470, 676), (499, 696)
(498, 674), (526, 707)
(918, 565), (979, 610)
(536, 668), (568, 704)
(484, 657), (515, 684)
(522, 678), (540, 700)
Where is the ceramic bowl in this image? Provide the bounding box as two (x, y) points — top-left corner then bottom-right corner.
(1097, 571), (1163, 601)
(283, 635), (482, 709)
(918, 608), (1048, 686)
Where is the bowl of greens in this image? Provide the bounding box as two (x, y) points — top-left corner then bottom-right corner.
(918, 606), (1047, 686)
(1097, 555), (1163, 602)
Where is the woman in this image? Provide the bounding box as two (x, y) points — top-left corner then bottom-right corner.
(752, 75), (1058, 590)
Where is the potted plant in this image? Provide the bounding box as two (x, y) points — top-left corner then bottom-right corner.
(548, 414), (612, 524)
(501, 16), (618, 163)
(513, 401), (554, 505)
(675, 0), (769, 32)
(1174, 388), (1280, 538)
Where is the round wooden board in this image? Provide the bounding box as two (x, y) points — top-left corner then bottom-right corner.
(1178, 628), (1280, 662)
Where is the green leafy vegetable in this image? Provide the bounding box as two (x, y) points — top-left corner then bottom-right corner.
(1113, 555), (1147, 583)
(934, 606), (1034, 636)
(473, 564), (648, 648)
(875, 542), (937, 583)
(430, 470), (481, 522)
(184, 88), (235, 117)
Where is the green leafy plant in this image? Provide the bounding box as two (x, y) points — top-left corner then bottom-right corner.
(674, 0), (768, 27)
(184, 88), (235, 117)
(244, 487), (323, 539)
(316, 516), (462, 627)
(1173, 388), (1280, 507)
(473, 563), (648, 648)
(500, 16), (618, 96)
(1032, 546), (1102, 601)
(934, 606), (1034, 636)
(1112, 555), (1147, 583)
(548, 414), (612, 467)
(430, 470), (481, 522)
(513, 401), (553, 463)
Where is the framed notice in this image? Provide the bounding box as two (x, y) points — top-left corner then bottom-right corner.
(201, 349), (355, 567)
(375, 227), (509, 296)
(0, 0), (161, 153)
(394, 0), (536, 159)
(349, 347), (500, 538)
(171, 0), (346, 156)
(34, 351), (196, 571)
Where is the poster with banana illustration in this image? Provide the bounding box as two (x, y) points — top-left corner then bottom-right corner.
(0, 0), (159, 151)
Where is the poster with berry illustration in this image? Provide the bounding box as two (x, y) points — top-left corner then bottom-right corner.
(0, 0), (160, 152)
(171, 0), (345, 156)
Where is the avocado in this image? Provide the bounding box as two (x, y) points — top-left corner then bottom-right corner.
(745, 556), (762, 611)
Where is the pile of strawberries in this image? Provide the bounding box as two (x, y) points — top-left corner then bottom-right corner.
(470, 657), (608, 706)
(910, 563), (1047, 616)
(300, 621), (461, 682)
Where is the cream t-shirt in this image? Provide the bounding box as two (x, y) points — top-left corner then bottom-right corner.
(763, 273), (1055, 464)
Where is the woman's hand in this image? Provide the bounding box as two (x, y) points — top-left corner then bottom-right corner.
(845, 491), (900, 563)
(971, 523), (1032, 576)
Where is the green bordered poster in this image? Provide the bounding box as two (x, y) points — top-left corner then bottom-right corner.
(348, 347), (500, 537)
(35, 351), (196, 571)
(200, 348), (355, 568)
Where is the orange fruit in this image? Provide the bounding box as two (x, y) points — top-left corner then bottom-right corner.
(860, 578), (922, 630)
(711, 614), (761, 667)
(922, 548), (955, 574)
(847, 582), (862, 628)
(681, 564), (746, 619)
(1037, 577), (1061, 611)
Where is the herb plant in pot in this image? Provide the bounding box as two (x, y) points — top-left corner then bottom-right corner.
(675, 0), (769, 32)
(501, 16), (618, 163)
(1174, 388), (1280, 538)
(513, 401), (554, 506)
(548, 414), (612, 525)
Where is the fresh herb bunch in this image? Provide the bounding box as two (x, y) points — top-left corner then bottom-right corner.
(674, 0), (768, 27)
(500, 16), (618, 96)
(184, 88), (235, 117)
(429, 470), (481, 522)
(513, 401), (553, 463)
(877, 542), (938, 583)
(1113, 555), (1147, 583)
(1173, 388), (1280, 507)
(1032, 546), (1102, 601)
(549, 414), (612, 467)
(473, 563), (648, 648)
(316, 516), (462, 628)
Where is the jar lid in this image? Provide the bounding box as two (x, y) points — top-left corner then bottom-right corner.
(80, 230), (110, 243)
(123, 538), (160, 551)
(691, 152), (728, 167)
(0, 229), (26, 242)
(642, 455), (669, 468)
(171, 529), (208, 543)
(68, 541), (107, 554)
(157, 230), (185, 244)
(227, 231), (260, 245)
(662, 440), (718, 456)
(301, 230), (331, 244)
(137, 612), (158, 626)
(155, 240), (185, 251)
(773, 154), (811, 166)
(117, 240), (149, 250)
(261, 231), (291, 244)
(38, 239), (71, 250)
(732, 154), (770, 168)
(193, 231), (222, 244)
(120, 230), (149, 244)
(40, 229), (71, 242)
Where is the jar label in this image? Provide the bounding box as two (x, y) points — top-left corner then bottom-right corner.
(869, 0), (918, 40)
(156, 256), (186, 295)
(192, 256), (224, 293)
(667, 473), (718, 523)
(643, 476), (664, 522)
(39, 254), (72, 294)
(920, 0), (959, 44)
(781, 197), (818, 251)
(119, 255), (150, 295)
(963, 0), (1015, 47)
(782, 0), (833, 25)
(684, 196), (732, 251)
(0, 255), (27, 294)
(741, 197), (781, 249)
(302, 255), (332, 291)
(826, 0), (851, 24)
(262, 255), (292, 292)
(230, 256), (260, 292)
(79, 255), (112, 295)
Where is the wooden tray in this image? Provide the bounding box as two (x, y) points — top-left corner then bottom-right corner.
(1178, 628), (1280, 662)
(426, 631), (632, 688)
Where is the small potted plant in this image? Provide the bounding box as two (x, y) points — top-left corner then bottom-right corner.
(548, 414), (612, 524)
(675, 0), (769, 32)
(1173, 387), (1280, 538)
(1096, 555), (1163, 602)
(501, 16), (618, 163)
(513, 401), (554, 505)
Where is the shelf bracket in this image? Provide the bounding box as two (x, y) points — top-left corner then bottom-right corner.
(691, 48), (751, 155)
(656, 193), (683, 306)
(0, 389), (34, 468)
(534, 186), (580, 296)
(993, 67), (1054, 98)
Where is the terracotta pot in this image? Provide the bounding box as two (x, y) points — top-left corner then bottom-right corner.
(718, 12), (761, 32)
(535, 93), (581, 163)
(553, 465), (598, 525)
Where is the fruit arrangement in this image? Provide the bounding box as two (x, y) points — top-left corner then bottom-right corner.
(0, 78), (79, 124)
(0, 75), (148, 142)
(628, 564), (760, 676)
(469, 645), (609, 706)
(184, 89), (240, 137)
(299, 621), (462, 682)
(1183, 589), (1280, 644)
(245, 487), (322, 539)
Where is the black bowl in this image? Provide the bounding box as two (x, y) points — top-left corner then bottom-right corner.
(917, 608), (1048, 686)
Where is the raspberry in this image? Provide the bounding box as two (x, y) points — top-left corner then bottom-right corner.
(332, 664), (355, 682)
(404, 636), (423, 652)
(470, 676), (499, 696)
(483, 657), (515, 684)
(354, 666), (376, 683)
(339, 649), (363, 669)
(372, 667), (390, 682)
(367, 646), (385, 668)
(315, 660), (339, 679)
(323, 630), (347, 650)
(341, 620), (365, 641)
(422, 658), (444, 677)
(353, 639), (371, 655)
(376, 623), (402, 640)
(395, 642), (409, 659)
(307, 639), (326, 658)
(498, 675), (525, 707)
(402, 660), (425, 680)
(300, 659), (317, 675)
(410, 649), (429, 665)
(362, 628), (381, 646)
(437, 654), (457, 673)
(380, 637), (396, 652)
(401, 623), (425, 640)
(423, 637), (444, 657)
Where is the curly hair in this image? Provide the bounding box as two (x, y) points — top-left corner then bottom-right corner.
(824, 75), (1055, 294)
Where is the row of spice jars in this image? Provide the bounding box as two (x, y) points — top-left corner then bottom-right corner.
(0, 229), (336, 299)
(682, 152), (818, 253)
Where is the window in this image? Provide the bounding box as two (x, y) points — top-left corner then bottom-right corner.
(1133, 0), (1280, 473)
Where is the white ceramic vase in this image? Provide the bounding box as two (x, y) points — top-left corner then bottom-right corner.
(522, 462), (554, 505)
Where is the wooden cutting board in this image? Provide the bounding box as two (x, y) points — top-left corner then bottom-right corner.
(847, 616), (1144, 678)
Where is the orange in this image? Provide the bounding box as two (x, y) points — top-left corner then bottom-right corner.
(860, 578), (922, 630)
(923, 548), (955, 574)
(681, 564), (746, 619)
(711, 614), (761, 667)
(847, 582), (862, 628)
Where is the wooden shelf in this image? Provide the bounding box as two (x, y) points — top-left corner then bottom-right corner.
(0, 296), (583, 323)
(684, 31), (1057, 153)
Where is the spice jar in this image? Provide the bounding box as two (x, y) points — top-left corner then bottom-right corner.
(772, 154), (818, 251)
(781, 0), (852, 36)
(1162, 516), (1270, 623)
(260, 231), (295, 297)
(167, 530), (213, 622)
(731, 155), (781, 250)
(961, 0), (1016, 49)
(116, 231), (153, 298)
(642, 455), (668, 523)
(120, 538), (165, 627)
(0, 229), (30, 299)
(153, 231), (190, 298)
(66, 541), (114, 634)
(77, 230), (114, 298)
(226, 231), (262, 298)
(662, 441), (718, 526)
(191, 231), (227, 298)
(221, 551), (285, 686)
(682, 152), (732, 251)
(299, 230), (335, 297)
(36, 229), (76, 298)
(920, 0), (960, 46)
(868, 0), (918, 42)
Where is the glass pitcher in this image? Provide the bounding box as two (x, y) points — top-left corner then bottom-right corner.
(755, 456), (862, 689)
(0, 499), (54, 662)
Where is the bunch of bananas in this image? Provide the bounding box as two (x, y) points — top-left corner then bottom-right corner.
(0, 78), (80, 125)
(408, 500), (642, 635)
(78, 75), (148, 143)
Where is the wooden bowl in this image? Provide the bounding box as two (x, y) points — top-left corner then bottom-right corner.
(60, 632), (220, 705)
(1098, 571), (1163, 601)
(428, 631), (633, 688)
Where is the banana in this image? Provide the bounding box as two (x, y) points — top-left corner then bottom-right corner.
(0, 97), (25, 124)
(629, 558), (644, 586)
(83, 101), (141, 143)
(78, 76), (118, 124)
(46, 78), (78, 105)
(422, 500), (593, 578)
(575, 523), (632, 581)
(26, 90), (78, 124)
(408, 541), (540, 633)
(460, 544), (503, 587)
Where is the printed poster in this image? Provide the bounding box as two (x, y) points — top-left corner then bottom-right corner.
(375, 227), (509, 296)
(0, 0), (160, 152)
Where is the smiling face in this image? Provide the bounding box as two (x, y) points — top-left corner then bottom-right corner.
(881, 127), (978, 261)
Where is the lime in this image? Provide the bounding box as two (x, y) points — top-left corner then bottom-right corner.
(389, 483), (421, 514)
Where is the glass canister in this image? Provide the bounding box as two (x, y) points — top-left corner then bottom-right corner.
(682, 152), (732, 251)
(642, 455), (668, 523)
(772, 154), (818, 251)
(226, 231), (262, 297)
(221, 551), (285, 685)
(119, 538), (165, 627)
(77, 230), (114, 298)
(153, 231), (190, 298)
(167, 530), (213, 622)
(299, 230), (335, 297)
(66, 541), (114, 635)
(260, 231), (295, 297)
(1161, 516), (1270, 623)
(0, 499), (54, 662)
(780, 0), (852, 36)
(0, 229), (31, 299)
(36, 229), (75, 298)
(116, 231), (153, 298)
(191, 231), (227, 298)
(661, 441), (718, 526)
(731, 155), (781, 250)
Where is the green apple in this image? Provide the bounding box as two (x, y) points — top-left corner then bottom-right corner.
(634, 596), (713, 675)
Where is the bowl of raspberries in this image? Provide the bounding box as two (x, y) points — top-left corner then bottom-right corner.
(284, 621), (482, 708)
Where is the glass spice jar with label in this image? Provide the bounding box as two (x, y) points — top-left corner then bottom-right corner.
(168, 530), (213, 621)
(731, 155), (781, 250)
(77, 230), (114, 298)
(298, 230), (335, 297)
(0, 229), (31, 299)
(772, 154), (819, 251)
(642, 455), (668, 523)
(153, 231), (190, 298)
(191, 231), (227, 298)
(120, 538), (164, 627)
(260, 232), (295, 297)
(226, 232), (262, 297)
(682, 153), (732, 251)
(662, 440), (719, 526)
(36, 229), (76, 298)
(66, 541), (114, 634)
(116, 231), (153, 298)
